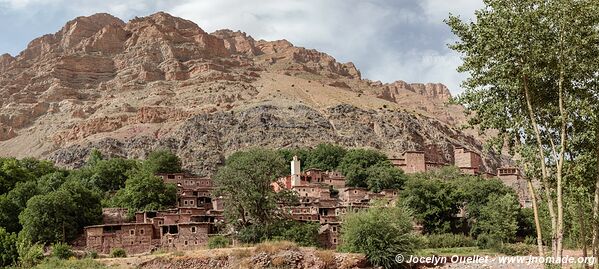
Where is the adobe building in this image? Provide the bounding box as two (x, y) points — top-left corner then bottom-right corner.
(497, 167), (531, 207)
(273, 156), (400, 249)
(85, 174), (224, 254)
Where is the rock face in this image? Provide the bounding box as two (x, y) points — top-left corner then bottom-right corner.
(0, 12), (500, 174)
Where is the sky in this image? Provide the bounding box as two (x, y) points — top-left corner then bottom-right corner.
(0, 0), (484, 95)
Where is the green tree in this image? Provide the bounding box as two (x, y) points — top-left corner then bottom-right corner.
(339, 201), (417, 269)
(400, 176), (458, 234)
(0, 158), (31, 195)
(142, 150), (182, 174)
(19, 191), (78, 244)
(305, 143), (346, 171)
(279, 221), (320, 247)
(214, 148), (290, 227)
(59, 180), (103, 230)
(365, 163), (406, 193)
(447, 0), (599, 258)
(87, 158), (139, 192)
(0, 227), (18, 267)
(86, 149), (104, 167)
(111, 171), (177, 213)
(338, 149), (388, 188)
(473, 193), (520, 245)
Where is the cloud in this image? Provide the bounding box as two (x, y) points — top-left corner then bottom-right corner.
(0, 0), (484, 95)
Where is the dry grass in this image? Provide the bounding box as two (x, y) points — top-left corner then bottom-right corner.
(253, 241), (299, 255)
(271, 256), (288, 267)
(315, 250), (336, 269)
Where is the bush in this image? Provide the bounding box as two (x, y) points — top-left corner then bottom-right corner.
(86, 251), (98, 259)
(208, 235), (231, 249)
(51, 242), (73, 260)
(476, 233), (500, 249)
(421, 233), (475, 249)
(19, 243), (45, 267)
(110, 248), (126, 258)
(339, 201), (417, 269)
(0, 228), (18, 267)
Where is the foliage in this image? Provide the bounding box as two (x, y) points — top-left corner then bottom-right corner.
(110, 171), (177, 213)
(86, 158), (139, 192)
(0, 227), (18, 267)
(400, 176), (458, 234)
(472, 193), (520, 244)
(142, 150), (182, 174)
(214, 148), (290, 227)
(18, 242), (44, 268)
(339, 201), (417, 269)
(110, 248), (127, 258)
(207, 235), (231, 249)
(51, 242), (73, 260)
(338, 149), (390, 188)
(277, 221), (320, 247)
(365, 162), (406, 193)
(305, 143), (347, 171)
(19, 191), (79, 244)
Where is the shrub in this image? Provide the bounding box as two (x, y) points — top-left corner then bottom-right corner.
(421, 233), (476, 249)
(208, 235), (231, 249)
(476, 233), (499, 249)
(110, 248), (126, 258)
(339, 201), (417, 269)
(86, 251), (98, 259)
(19, 243), (45, 267)
(51, 242), (73, 260)
(0, 228), (18, 267)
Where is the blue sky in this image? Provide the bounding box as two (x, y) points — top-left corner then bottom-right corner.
(0, 0), (483, 95)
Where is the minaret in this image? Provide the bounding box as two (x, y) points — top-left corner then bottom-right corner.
(291, 155), (301, 187)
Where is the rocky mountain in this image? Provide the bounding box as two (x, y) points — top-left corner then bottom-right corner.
(0, 12), (500, 175)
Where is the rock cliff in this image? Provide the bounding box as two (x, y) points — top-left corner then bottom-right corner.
(0, 12), (500, 174)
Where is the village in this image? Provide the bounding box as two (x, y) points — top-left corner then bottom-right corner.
(83, 146), (530, 255)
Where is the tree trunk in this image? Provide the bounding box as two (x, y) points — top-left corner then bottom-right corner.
(528, 178), (544, 257)
(524, 76), (558, 257)
(593, 125), (599, 269)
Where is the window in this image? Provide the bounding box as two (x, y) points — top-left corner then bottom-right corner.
(191, 226), (197, 233)
(190, 200), (194, 205)
(195, 240), (198, 245)
(184, 241), (188, 246)
(130, 229), (135, 235)
(140, 229), (144, 235)
(158, 221), (163, 225)
(168, 175), (175, 179)
(168, 238), (173, 244)
(184, 200), (188, 205)
(332, 227), (337, 232)
(333, 238), (337, 244)
(354, 190), (357, 194)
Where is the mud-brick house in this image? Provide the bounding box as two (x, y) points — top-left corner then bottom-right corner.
(273, 156), (400, 249)
(85, 223), (157, 254)
(161, 221), (216, 250)
(85, 174), (224, 254)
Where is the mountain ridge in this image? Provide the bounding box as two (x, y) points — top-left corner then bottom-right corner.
(0, 12), (498, 175)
